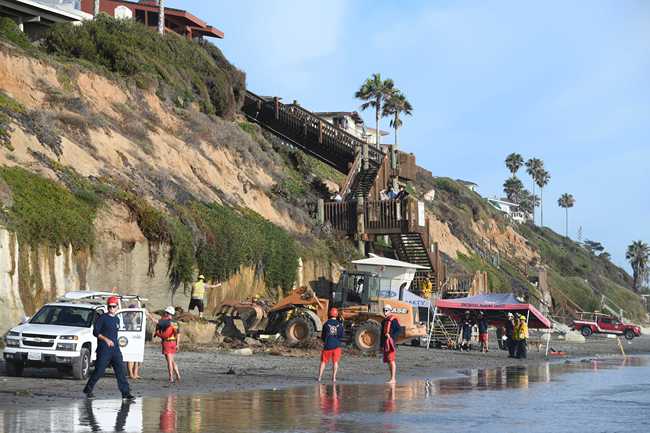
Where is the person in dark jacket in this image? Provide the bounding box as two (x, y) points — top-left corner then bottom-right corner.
(318, 308), (344, 382)
(83, 296), (134, 400)
(380, 304), (401, 384)
(505, 312), (516, 358)
(460, 311), (473, 351)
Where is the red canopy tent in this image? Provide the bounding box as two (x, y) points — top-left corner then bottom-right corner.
(435, 293), (552, 329)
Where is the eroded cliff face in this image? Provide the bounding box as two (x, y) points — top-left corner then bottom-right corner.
(0, 44), (346, 333)
(0, 45), (304, 233)
(0, 201), (340, 334)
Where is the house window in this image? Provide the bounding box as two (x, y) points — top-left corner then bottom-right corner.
(134, 9), (145, 23)
(147, 11), (159, 27)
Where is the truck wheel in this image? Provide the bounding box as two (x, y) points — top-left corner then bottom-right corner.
(6, 361), (24, 377)
(624, 330), (635, 340)
(284, 316), (314, 346)
(73, 348), (91, 380)
(354, 321), (380, 353)
(580, 327), (592, 337)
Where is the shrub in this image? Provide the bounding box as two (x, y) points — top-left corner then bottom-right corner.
(187, 202), (298, 294)
(0, 17), (31, 50)
(43, 15), (245, 118)
(0, 166), (97, 249)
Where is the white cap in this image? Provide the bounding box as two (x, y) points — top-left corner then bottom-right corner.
(383, 304), (392, 311)
(164, 306), (176, 316)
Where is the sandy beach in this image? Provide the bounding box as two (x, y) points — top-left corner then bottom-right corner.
(1, 334), (648, 408)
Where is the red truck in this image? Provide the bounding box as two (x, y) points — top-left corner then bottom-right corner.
(572, 314), (642, 340)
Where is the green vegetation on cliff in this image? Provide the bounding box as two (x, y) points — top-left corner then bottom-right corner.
(414, 175), (645, 320)
(42, 15), (244, 118)
(0, 166), (97, 249)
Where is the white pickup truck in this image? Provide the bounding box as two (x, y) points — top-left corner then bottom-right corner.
(3, 292), (147, 380)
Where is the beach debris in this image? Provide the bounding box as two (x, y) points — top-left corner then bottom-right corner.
(232, 348), (253, 356)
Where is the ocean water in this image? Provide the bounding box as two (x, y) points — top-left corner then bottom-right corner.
(1, 356), (649, 433)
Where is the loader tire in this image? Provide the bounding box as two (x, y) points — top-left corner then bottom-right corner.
(354, 321), (381, 353)
(284, 316), (314, 346)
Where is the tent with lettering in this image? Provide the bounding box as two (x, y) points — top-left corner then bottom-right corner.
(435, 293), (551, 328)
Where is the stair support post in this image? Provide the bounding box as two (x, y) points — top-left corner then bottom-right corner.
(317, 199), (324, 225)
(356, 196), (366, 256)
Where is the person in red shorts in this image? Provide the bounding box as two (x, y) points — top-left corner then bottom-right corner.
(380, 304), (401, 384)
(478, 311), (489, 353)
(155, 306), (181, 383)
(318, 308), (344, 382)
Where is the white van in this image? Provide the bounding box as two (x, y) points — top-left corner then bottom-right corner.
(2, 292), (147, 380)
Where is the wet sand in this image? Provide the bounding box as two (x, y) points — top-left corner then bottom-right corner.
(1, 334), (649, 407)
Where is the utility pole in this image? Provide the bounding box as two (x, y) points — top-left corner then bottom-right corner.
(93, 0), (100, 16)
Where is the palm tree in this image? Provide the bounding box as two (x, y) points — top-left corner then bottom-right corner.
(519, 190), (539, 217)
(355, 73), (394, 170)
(158, 0), (165, 35)
(557, 193), (575, 237)
(503, 177), (524, 203)
(505, 153), (524, 177)
(93, 0), (100, 16)
(626, 241), (649, 293)
(525, 158), (543, 223)
(534, 168), (550, 226)
(383, 90), (412, 186)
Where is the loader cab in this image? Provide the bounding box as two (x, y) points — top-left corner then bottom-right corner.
(333, 271), (380, 306)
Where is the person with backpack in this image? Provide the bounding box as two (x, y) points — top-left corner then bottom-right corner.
(380, 304), (401, 384)
(317, 308), (344, 382)
(155, 306), (181, 383)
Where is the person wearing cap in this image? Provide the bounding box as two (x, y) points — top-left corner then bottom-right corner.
(189, 274), (222, 318)
(317, 308), (344, 382)
(380, 304), (401, 384)
(477, 311), (489, 353)
(514, 314), (529, 359)
(155, 306), (181, 383)
(83, 296), (134, 400)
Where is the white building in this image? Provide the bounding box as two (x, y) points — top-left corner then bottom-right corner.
(488, 198), (529, 224)
(315, 111), (390, 146)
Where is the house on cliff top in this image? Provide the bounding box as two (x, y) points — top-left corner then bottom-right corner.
(79, 0), (223, 39)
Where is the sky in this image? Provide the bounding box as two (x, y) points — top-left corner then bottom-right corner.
(175, 0), (649, 271)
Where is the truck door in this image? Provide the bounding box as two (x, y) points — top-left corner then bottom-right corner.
(116, 308), (146, 363)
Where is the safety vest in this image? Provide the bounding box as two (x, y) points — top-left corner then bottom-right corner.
(514, 321), (529, 340)
(191, 281), (205, 299)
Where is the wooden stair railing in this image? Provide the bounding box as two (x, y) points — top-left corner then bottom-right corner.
(243, 91), (384, 173)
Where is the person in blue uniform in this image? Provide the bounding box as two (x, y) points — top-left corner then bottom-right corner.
(83, 296), (134, 400)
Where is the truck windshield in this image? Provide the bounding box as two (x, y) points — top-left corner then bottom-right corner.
(30, 306), (95, 327)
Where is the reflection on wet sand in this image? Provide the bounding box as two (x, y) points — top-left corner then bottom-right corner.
(1, 356), (647, 433)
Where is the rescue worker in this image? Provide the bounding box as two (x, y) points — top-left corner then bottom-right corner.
(380, 304), (401, 384)
(505, 312), (516, 358)
(189, 274), (221, 318)
(478, 311), (489, 353)
(83, 296), (134, 400)
(317, 308), (344, 382)
(155, 306), (181, 383)
(514, 314), (529, 359)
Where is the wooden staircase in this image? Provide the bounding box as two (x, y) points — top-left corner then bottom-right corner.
(242, 91), (384, 174)
(390, 233), (433, 271)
